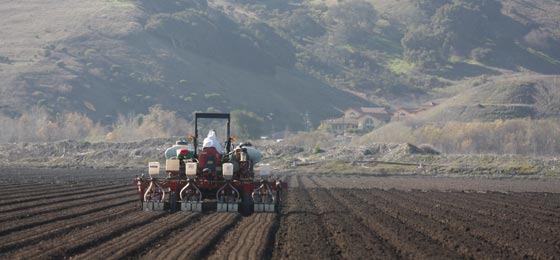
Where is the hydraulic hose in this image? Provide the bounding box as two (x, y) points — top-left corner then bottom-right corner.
(180, 181), (202, 202)
(143, 181), (154, 202)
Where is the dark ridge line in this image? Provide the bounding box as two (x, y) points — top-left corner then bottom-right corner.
(340, 189), (466, 259)
(0, 206), (136, 254)
(62, 212), (169, 257)
(309, 187), (403, 259)
(358, 189), (514, 259)
(120, 213), (205, 259)
(0, 184), (130, 212)
(0, 197), (135, 237)
(0, 183), (62, 191)
(0, 184), (92, 202)
(263, 203), (283, 259)
(190, 214), (244, 260)
(294, 175), (345, 257)
(0, 190), (135, 224)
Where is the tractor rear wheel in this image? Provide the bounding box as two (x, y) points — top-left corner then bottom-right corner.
(169, 192), (177, 212)
(275, 189), (281, 213)
(240, 192), (254, 216)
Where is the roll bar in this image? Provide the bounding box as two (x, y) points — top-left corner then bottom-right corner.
(193, 113), (231, 156)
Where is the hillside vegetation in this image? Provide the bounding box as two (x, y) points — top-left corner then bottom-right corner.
(420, 75), (560, 122)
(0, 0), (367, 130)
(1, 0), (559, 144)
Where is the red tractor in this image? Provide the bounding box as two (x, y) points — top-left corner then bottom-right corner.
(134, 113), (285, 214)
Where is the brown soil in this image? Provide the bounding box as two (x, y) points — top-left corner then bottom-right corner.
(0, 168), (559, 259)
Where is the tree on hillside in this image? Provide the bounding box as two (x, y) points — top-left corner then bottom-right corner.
(430, 0), (502, 57)
(231, 110), (263, 139)
(325, 0), (378, 45)
(402, 0), (504, 69)
(282, 10), (325, 38)
(0, 106), (108, 143)
(111, 106), (191, 141)
(137, 105), (190, 137)
(401, 25), (447, 70)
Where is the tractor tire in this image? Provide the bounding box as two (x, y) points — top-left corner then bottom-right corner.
(138, 192), (144, 210)
(169, 192), (177, 213)
(240, 192), (254, 216)
(275, 189), (281, 214)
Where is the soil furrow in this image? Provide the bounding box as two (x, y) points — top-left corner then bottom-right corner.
(415, 190), (560, 235)
(396, 190), (559, 258)
(491, 191), (560, 209)
(272, 176), (341, 259)
(0, 195), (136, 237)
(220, 213), (257, 259)
(60, 211), (167, 258)
(0, 187), (134, 223)
(307, 188), (403, 259)
(352, 189), (510, 259)
(0, 203), (136, 254)
(1, 168), (558, 260)
(329, 188), (463, 259)
(75, 212), (199, 259)
(247, 214), (275, 258)
(2, 211), (164, 259)
(0, 184), (129, 212)
(298, 175), (319, 188)
(453, 191), (560, 223)
(0, 184), (91, 202)
(304, 176), (404, 259)
(224, 214), (271, 259)
(309, 175), (334, 188)
(438, 191), (560, 234)
(0, 183), (57, 193)
(142, 212), (240, 259)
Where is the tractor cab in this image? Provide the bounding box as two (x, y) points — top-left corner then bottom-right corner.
(191, 113), (232, 182)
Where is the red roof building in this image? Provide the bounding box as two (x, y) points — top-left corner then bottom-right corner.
(320, 107), (390, 134)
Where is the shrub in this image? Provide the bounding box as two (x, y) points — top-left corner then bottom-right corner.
(55, 60), (65, 68)
(359, 119), (560, 156)
(312, 144), (324, 154)
(231, 110), (264, 139)
(470, 47), (492, 62)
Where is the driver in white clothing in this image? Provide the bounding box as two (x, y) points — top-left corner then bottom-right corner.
(202, 129), (224, 154)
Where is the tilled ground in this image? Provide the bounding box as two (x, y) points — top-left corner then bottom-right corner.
(0, 168), (559, 259)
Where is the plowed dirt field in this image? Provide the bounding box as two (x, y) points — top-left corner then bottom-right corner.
(1, 168), (559, 259)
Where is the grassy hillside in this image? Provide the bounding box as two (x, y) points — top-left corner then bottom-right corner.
(218, 0), (560, 99)
(419, 75), (560, 122)
(358, 75), (560, 155)
(0, 0), (367, 129)
(1, 0), (559, 135)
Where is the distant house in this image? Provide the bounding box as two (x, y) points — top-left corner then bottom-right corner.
(392, 107), (420, 121)
(392, 101), (438, 121)
(320, 107), (390, 134)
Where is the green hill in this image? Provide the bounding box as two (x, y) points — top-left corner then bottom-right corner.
(0, 0), (368, 128)
(1, 0), (559, 133)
